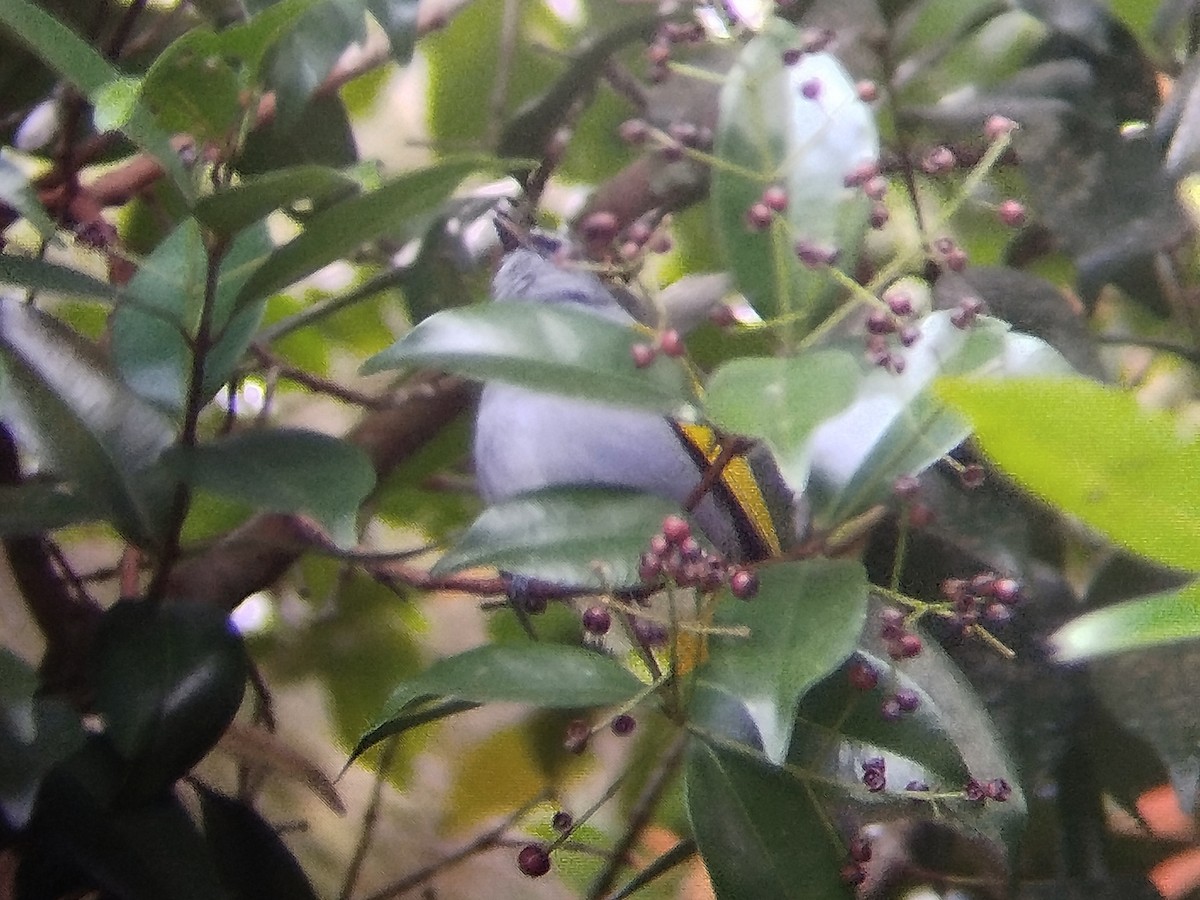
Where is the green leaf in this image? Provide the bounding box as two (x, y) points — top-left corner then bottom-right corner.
(0, 253), (121, 303)
(1050, 581), (1200, 662)
(0, 150), (55, 238)
(0, 298), (177, 547)
(92, 75), (142, 133)
(696, 559), (868, 763)
(235, 157), (499, 307)
(94, 600), (249, 801)
(194, 165), (359, 235)
(0, 648), (84, 828)
(712, 20), (878, 328)
(809, 312), (1072, 527)
(432, 487), (683, 589)
(686, 738), (849, 900)
(162, 428), (375, 548)
(0, 0), (194, 201)
(237, 93), (357, 174)
(704, 350), (861, 491)
(364, 302), (692, 412)
(138, 29), (241, 142)
(216, 0), (325, 76)
(936, 377), (1200, 572)
(0, 481), (104, 535)
(197, 785), (319, 900)
(352, 643), (644, 762)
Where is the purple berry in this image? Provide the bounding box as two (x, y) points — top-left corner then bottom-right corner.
(662, 515), (691, 545)
(517, 843), (551, 877)
(895, 688), (920, 712)
(848, 660), (879, 691)
(729, 567), (760, 600)
(880, 696), (903, 722)
(552, 810), (573, 832)
(612, 713), (636, 736)
(583, 606), (612, 635)
(745, 202), (773, 232)
(800, 78), (822, 100)
(631, 343), (657, 368)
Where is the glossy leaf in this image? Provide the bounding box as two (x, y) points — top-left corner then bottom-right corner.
(197, 785), (318, 900)
(808, 313), (1073, 527)
(352, 643), (644, 762)
(0, 481), (102, 535)
(1050, 581), (1200, 662)
(0, 648), (84, 828)
(712, 21), (878, 327)
(686, 738), (849, 900)
(113, 220), (273, 416)
(237, 92), (357, 173)
(214, 0), (325, 75)
(138, 29), (240, 142)
(0, 151), (54, 238)
(0, 298), (177, 546)
(937, 377), (1200, 572)
(194, 165), (359, 235)
(94, 600), (248, 800)
(704, 350), (861, 491)
(364, 302), (693, 412)
(695, 559), (868, 763)
(235, 157), (499, 307)
(0, 0), (193, 200)
(0, 253), (120, 303)
(162, 428), (375, 548)
(432, 487), (682, 589)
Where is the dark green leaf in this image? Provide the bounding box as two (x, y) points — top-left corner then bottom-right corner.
(0, 151), (55, 238)
(216, 0), (325, 75)
(138, 29), (240, 142)
(686, 738), (849, 900)
(432, 487), (683, 589)
(0, 298), (177, 546)
(237, 92), (357, 173)
(712, 21), (877, 328)
(696, 559), (868, 762)
(0, 481), (103, 535)
(162, 428), (375, 547)
(197, 785), (319, 900)
(0, 648), (84, 828)
(0, 0), (193, 200)
(0, 253), (121, 303)
(352, 644), (644, 762)
(113, 220), (273, 416)
(364, 302), (693, 412)
(1050, 581), (1200, 662)
(365, 0), (419, 64)
(94, 600), (249, 800)
(609, 839), (697, 900)
(194, 165), (359, 235)
(236, 157), (500, 307)
(705, 350), (861, 491)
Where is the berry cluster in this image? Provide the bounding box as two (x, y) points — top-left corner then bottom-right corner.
(864, 288), (921, 374)
(879, 606), (923, 660)
(580, 207), (674, 265)
(637, 515), (759, 600)
(847, 660), (922, 721)
(630, 327), (685, 369)
(645, 20), (706, 82)
(964, 776), (1012, 803)
(861, 756), (887, 793)
(940, 573), (1021, 636)
(841, 835), (873, 886)
(949, 294), (984, 329)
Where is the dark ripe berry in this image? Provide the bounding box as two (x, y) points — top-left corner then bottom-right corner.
(745, 202), (773, 232)
(892, 474), (920, 499)
(843, 160), (879, 187)
(580, 211), (619, 244)
(848, 660), (879, 691)
(944, 246), (968, 272)
(862, 764), (886, 793)
(662, 515), (691, 546)
(907, 502), (935, 528)
(869, 203), (890, 229)
(564, 719), (590, 754)
(781, 47), (803, 66)
(849, 836), (873, 863)
(898, 325), (920, 347)
(984, 114), (1017, 141)
(984, 602), (1012, 625)
(631, 343), (657, 368)
(960, 463), (985, 488)
(762, 185), (789, 212)
(552, 810), (574, 832)
(729, 567), (760, 600)
(921, 145), (956, 174)
(658, 141), (684, 162)
(795, 239), (839, 267)
(633, 618), (668, 647)
(997, 199), (1027, 228)
(878, 606), (906, 639)
(518, 843), (552, 877)
(950, 308), (972, 329)
(964, 778), (987, 803)
(800, 78), (822, 100)
(905, 779), (929, 792)
(898, 632), (923, 659)
(583, 606), (612, 635)
(648, 533), (670, 557)
(856, 79), (878, 102)
(840, 864), (867, 886)
(678, 535), (703, 561)
(658, 329), (686, 357)
(866, 309), (896, 334)
(895, 688), (920, 712)
(986, 778), (1012, 802)
(880, 696), (903, 722)
(992, 577), (1020, 604)
(612, 713), (637, 736)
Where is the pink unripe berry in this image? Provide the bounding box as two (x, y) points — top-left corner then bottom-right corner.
(997, 199), (1027, 227)
(984, 114), (1017, 141)
(580, 211), (619, 244)
(745, 202), (773, 232)
(761, 185), (788, 212)
(618, 118), (649, 144)
(848, 660), (879, 691)
(922, 145), (956, 174)
(631, 343), (657, 368)
(661, 515), (691, 545)
(856, 79), (878, 102)
(729, 567), (759, 600)
(658, 329), (685, 357)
